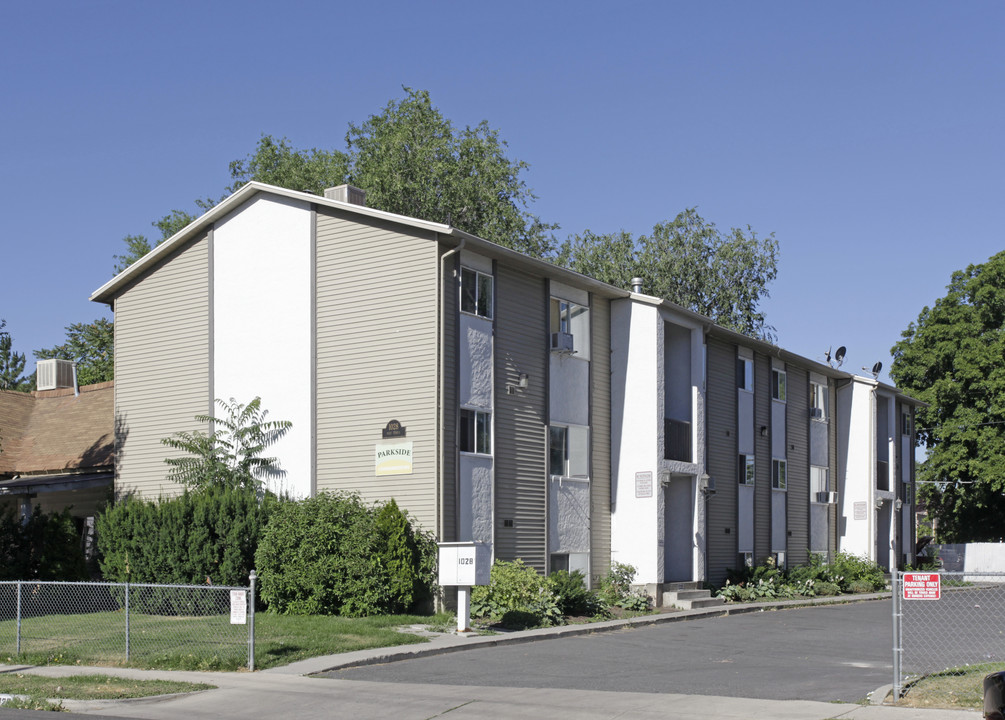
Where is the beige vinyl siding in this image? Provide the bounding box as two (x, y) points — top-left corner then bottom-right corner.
(590, 296), (612, 583)
(440, 245), (458, 542)
(113, 233), (210, 499)
(314, 209), (440, 533)
(787, 366), (809, 566)
(754, 352), (771, 561)
(706, 337), (737, 586)
(494, 265), (548, 572)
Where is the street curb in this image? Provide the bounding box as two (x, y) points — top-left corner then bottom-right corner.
(294, 592), (891, 676)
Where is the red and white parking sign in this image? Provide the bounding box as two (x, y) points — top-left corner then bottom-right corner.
(903, 573), (941, 600)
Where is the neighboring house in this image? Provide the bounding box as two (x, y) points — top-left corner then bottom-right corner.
(0, 366), (114, 547)
(89, 181), (920, 590)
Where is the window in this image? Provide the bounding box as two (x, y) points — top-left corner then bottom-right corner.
(550, 297), (590, 359)
(549, 426), (567, 476)
(549, 424), (589, 477)
(736, 357), (753, 391)
(811, 382), (827, 420)
(772, 369), (786, 402)
(459, 409), (491, 454)
(772, 459), (787, 490)
(901, 410), (911, 436)
(811, 466), (828, 497)
(738, 454), (755, 485)
(461, 267), (493, 319)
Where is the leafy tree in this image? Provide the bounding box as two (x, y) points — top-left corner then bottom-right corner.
(890, 250), (1005, 542)
(342, 88), (556, 257)
(556, 209), (779, 341)
(112, 207), (209, 273)
(117, 87), (556, 270)
(161, 397), (292, 492)
(33, 318), (114, 385)
(0, 319), (30, 391)
(227, 135), (350, 196)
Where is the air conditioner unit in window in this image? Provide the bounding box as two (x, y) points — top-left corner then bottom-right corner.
(816, 491), (839, 504)
(739, 552), (753, 568)
(810, 407), (824, 419)
(550, 332), (574, 354)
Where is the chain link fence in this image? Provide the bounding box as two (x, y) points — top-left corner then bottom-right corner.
(893, 571), (1005, 698)
(0, 573), (256, 670)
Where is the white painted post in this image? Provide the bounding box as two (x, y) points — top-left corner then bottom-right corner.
(456, 586), (471, 633)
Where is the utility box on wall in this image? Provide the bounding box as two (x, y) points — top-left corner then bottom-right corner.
(438, 542), (491, 587)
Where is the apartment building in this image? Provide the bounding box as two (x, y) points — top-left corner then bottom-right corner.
(90, 181), (920, 589)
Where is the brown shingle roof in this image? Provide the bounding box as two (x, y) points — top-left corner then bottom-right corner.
(0, 381), (113, 476)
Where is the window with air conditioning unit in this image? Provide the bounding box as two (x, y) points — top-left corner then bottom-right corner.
(815, 491), (839, 504)
(549, 297), (589, 358)
(810, 382), (827, 420)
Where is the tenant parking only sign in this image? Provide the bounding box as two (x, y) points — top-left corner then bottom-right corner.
(903, 572), (941, 600)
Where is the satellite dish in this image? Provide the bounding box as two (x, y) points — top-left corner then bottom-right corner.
(834, 346), (846, 368)
(872, 361), (882, 377)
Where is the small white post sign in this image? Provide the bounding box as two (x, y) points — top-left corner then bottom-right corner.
(230, 590), (248, 624)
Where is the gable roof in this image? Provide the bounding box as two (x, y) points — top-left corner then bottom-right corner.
(90, 182), (629, 306)
(88, 182), (921, 405)
(0, 382), (114, 476)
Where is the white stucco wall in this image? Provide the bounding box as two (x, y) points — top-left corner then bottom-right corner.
(459, 454), (493, 544)
(550, 355), (589, 426)
(460, 316), (493, 409)
(610, 299), (660, 583)
(549, 477), (591, 554)
(213, 195), (313, 498)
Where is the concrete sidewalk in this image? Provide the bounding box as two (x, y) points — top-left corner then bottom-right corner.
(0, 595), (982, 719)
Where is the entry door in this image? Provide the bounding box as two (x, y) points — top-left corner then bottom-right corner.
(665, 476), (694, 582)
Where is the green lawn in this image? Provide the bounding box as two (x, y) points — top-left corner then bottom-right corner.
(0, 610), (450, 671)
(898, 663), (1005, 710)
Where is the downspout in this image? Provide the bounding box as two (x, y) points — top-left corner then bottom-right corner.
(439, 236), (465, 545)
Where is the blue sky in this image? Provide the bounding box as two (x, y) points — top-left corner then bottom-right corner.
(2, 1), (1003, 385)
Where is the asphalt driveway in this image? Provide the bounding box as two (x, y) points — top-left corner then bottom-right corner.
(323, 599), (894, 703)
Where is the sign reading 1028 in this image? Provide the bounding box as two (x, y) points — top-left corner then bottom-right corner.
(437, 542), (490, 586)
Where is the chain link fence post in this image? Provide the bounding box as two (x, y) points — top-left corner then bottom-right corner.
(248, 570), (256, 671)
(15, 581), (22, 657)
(124, 581), (130, 662)
(892, 571), (902, 699)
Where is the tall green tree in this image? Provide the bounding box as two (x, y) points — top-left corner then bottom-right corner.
(0, 319), (30, 391)
(117, 88), (556, 270)
(890, 250), (1005, 542)
(556, 208), (779, 341)
(33, 318), (114, 386)
(162, 397), (292, 492)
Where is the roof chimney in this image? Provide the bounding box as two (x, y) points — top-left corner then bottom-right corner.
(324, 184), (367, 206)
(631, 277), (644, 294)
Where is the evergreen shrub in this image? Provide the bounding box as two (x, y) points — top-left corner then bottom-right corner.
(96, 485), (275, 587)
(255, 492), (435, 616)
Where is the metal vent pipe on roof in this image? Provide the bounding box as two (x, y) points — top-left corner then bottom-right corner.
(631, 277), (644, 294)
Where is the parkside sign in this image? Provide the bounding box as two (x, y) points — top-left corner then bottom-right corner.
(903, 572), (941, 600)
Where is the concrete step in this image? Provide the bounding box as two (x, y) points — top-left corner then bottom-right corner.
(661, 588), (726, 610)
(681, 596), (726, 610)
